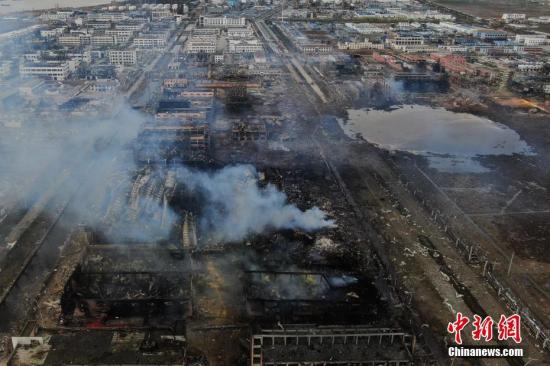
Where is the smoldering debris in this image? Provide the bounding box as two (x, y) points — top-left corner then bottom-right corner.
(98, 168), (179, 243)
(177, 164), (336, 243)
(1, 97), (334, 246)
(0, 101), (180, 244)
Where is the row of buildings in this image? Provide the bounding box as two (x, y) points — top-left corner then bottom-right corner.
(184, 16), (264, 55)
(2, 7), (182, 81)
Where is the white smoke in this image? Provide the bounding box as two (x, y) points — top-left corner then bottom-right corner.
(178, 164), (335, 243)
(0, 99), (179, 244)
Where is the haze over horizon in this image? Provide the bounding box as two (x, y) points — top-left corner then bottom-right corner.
(0, 0), (110, 15)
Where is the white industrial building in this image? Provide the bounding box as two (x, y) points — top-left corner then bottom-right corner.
(227, 27), (255, 38)
(388, 36), (424, 51)
(87, 12), (128, 22)
(298, 43), (332, 54)
(40, 11), (74, 21)
(228, 39), (263, 53)
(185, 38), (217, 53)
(115, 22), (145, 31)
(185, 33), (218, 54)
(517, 62), (544, 72)
(41, 27), (66, 39)
(59, 35), (83, 47)
(502, 13), (526, 22)
(515, 34), (548, 46)
(152, 9), (172, 20)
(198, 16), (246, 28)
(345, 23), (385, 35)
(108, 49), (138, 65)
(19, 62), (70, 80)
(133, 35), (167, 48)
(476, 29), (508, 40)
(106, 30), (135, 43)
(91, 35), (117, 46)
(338, 40), (385, 50)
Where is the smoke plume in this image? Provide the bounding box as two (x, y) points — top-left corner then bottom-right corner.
(1, 87), (334, 246)
(178, 164), (335, 243)
(0, 98), (179, 244)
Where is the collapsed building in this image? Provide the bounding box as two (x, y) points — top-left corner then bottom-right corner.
(2, 8), (441, 366)
(136, 122), (210, 164)
(60, 245), (193, 328)
(8, 331), (202, 366)
(5, 153), (428, 365)
(232, 121), (268, 142)
(245, 270), (379, 321)
(251, 326), (417, 366)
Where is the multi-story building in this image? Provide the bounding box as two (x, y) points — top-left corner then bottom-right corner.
(88, 79), (120, 93)
(345, 23), (385, 35)
(133, 35), (167, 48)
(152, 9), (172, 20)
(502, 13), (526, 22)
(227, 27), (254, 38)
(41, 27), (66, 39)
(186, 40), (217, 53)
(19, 62), (70, 80)
(115, 22), (145, 31)
(441, 45), (469, 53)
(91, 35), (117, 46)
(67, 51), (92, 64)
(338, 40), (385, 50)
(515, 34), (548, 46)
(517, 62), (544, 73)
(192, 28), (220, 36)
(108, 49), (138, 65)
(23, 52), (41, 62)
(40, 10), (74, 21)
(437, 22), (477, 35)
(389, 36), (424, 48)
(87, 12), (128, 22)
(87, 21), (112, 30)
(59, 32), (93, 47)
(389, 36), (438, 52)
(198, 16), (246, 28)
(106, 30), (135, 43)
(156, 111), (207, 120)
(296, 40), (332, 54)
(436, 54), (469, 74)
(59, 35), (82, 47)
(476, 29), (508, 40)
(185, 34), (217, 53)
(228, 39), (263, 53)
(163, 79), (188, 88)
(432, 54), (498, 81)
(180, 90), (214, 98)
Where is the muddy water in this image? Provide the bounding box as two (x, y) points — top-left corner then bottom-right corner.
(339, 105), (533, 173)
